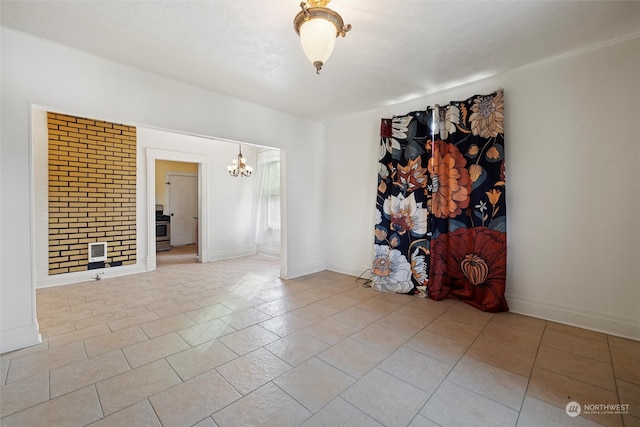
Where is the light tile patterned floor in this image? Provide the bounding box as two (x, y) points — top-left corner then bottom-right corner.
(1, 251), (639, 427)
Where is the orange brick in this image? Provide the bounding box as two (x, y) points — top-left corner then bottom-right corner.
(67, 122), (87, 130)
(59, 260), (81, 268)
(54, 113), (75, 121)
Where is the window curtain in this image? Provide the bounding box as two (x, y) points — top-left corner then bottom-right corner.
(251, 149), (281, 253)
(373, 90), (508, 312)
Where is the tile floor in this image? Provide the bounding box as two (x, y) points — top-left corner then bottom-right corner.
(1, 252), (638, 427)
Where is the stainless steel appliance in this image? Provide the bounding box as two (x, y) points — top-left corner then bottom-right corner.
(155, 204), (171, 252)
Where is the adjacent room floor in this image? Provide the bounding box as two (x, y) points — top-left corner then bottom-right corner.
(1, 255), (638, 426)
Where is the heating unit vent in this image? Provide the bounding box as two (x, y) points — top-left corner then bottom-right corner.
(88, 242), (107, 262)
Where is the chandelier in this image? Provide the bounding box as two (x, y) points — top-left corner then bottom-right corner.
(294, 0), (351, 74)
(227, 145), (252, 177)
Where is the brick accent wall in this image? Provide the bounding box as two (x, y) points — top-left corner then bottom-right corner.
(48, 112), (137, 275)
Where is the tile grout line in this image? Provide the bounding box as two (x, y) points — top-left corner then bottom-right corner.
(414, 305), (502, 426)
(607, 334), (626, 427)
(514, 316), (548, 427)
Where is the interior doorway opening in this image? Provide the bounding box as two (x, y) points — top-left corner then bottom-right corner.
(155, 160), (199, 267)
(146, 140), (284, 275)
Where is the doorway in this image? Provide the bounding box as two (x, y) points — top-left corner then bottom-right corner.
(154, 160), (199, 266)
(145, 139), (286, 278)
(147, 150), (206, 271)
(167, 172), (198, 247)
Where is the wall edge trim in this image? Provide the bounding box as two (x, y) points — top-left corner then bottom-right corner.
(0, 323), (42, 355)
(506, 294), (640, 340)
(36, 264), (147, 289)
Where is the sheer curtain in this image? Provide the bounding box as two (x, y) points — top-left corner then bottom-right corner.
(252, 149), (281, 256)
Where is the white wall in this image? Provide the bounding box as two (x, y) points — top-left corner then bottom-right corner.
(325, 36), (640, 339)
(0, 28), (326, 353)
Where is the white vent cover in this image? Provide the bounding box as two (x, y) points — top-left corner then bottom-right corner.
(88, 242), (107, 262)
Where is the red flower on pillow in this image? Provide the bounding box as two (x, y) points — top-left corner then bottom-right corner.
(429, 226), (508, 312)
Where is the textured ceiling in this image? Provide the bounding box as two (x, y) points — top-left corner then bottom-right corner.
(2, 1), (639, 122)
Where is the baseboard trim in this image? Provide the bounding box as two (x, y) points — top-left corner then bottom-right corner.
(36, 264), (147, 289)
(206, 248), (257, 263)
(282, 261), (326, 280)
(256, 246), (280, 258)
(0, 322), (42, 354)
(326, 262), (371, 279)
(505, 294), (640, 340)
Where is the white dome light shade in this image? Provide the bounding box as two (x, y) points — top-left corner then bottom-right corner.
(293, 1), (351, 74)
(299, 18), (337, 72)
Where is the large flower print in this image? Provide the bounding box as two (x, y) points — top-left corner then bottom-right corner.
(392, 115), (413, 140)
(428, 227), (508, 312)
(469, 91), (504, 138)
(380, 136), (400, 160)
(383, 193), (428, 237)
(428, 140), (471, 219)
(371, 245), (414, 293)
(437, 105), (460, 140)
(410, 246), (428, 285)
(396, 157), (428, 193)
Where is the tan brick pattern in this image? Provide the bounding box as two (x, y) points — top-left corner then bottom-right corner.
(48, 113), (136, 275)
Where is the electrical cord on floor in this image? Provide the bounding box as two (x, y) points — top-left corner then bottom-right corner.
(356, 269), (372, 288)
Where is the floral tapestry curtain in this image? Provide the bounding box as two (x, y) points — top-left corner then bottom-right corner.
(373, 90), (508, 312)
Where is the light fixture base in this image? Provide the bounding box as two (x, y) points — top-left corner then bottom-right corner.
(293, 3), (351, 38)
(308, 0), (330, 6)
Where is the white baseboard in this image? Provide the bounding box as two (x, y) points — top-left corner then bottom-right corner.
(146, 255), (157, 271)
(283, 260), (327, 280)
(326, 261), (371, 279)
(205, 248), (257, 263)
(256, 246), (280, 258)
(36, 264), (147, 289)
(505, 294), (640, 340)
(1, 322), (42, 354)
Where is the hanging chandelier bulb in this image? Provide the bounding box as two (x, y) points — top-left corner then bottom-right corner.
(227, 145), (252, 177)
(294, 0), (351, 74)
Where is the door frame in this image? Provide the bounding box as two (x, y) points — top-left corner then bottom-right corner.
(165, 171), (198, 246)
(146, 148), (208, 270)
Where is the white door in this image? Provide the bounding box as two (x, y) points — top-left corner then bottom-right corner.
(168, 174), (198, 246)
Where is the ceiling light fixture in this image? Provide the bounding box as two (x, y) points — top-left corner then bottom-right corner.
(227, 145), (252, 177)
(294, 0), (351, 74)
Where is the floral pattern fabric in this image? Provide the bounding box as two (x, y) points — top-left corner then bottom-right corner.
(373, 90), (508, 312)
